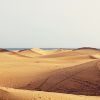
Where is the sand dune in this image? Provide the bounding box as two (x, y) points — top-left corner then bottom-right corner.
(31, 48), (72, 55)
(56, 55), (97, 61)
(0, 48), (9, 52)
(23, 60), (100, 96)
(0, 51), (93, 88)
(0, 48), (100, 99)
(41, 48), (100, 58)
(0, 51), (32, 59)
(31, 48), (48, 55)
(0, 87), (100, 100)
(75, 47), (100, 51)
(17, 48), (59, 57)
(90, 55), (100, 59)
(17, 49), (42, 57)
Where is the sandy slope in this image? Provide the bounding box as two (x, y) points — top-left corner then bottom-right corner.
(0, 87), (100, 100)
(17, 49), (42, 57)
(0, 49), (95, 88)
(23, 60), (100, 96)
(0, 48), (100, 99)
(16, 48), (68, 57)
(41, 49), (100, 58)
(31, 48), (49, 55)
(31, 48), (72, 55)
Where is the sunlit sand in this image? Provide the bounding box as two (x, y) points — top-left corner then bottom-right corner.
(0, 48), (100, 100)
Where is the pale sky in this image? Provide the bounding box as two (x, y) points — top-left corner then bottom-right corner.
(0, 0), (100, 48)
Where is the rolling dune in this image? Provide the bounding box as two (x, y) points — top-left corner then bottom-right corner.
(41, 48), (100, 58)
(0, 87), (100, 100)
(0, 48), (100, 99)
(23, 60), (100, 96)
(0, 51), (94, 88)
(17, 49), (42, 57)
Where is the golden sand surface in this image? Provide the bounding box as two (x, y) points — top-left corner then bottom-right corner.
(0, 48), (100, 100)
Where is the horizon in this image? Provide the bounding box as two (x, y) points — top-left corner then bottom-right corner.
(4, 47), (100, 51)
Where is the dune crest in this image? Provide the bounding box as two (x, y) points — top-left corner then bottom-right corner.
(75, 47), (100, 51)
(0, 48), (9, 52)
(17, 49), (42, 57)
(31, 48), (47, 55)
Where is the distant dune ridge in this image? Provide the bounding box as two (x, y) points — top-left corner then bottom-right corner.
(0, 47), (100, 100)
(41, 49), (100, 58)
(74, 47), (100, 51)
(0, 48), (9, 52)
(17, 49), (42, 57)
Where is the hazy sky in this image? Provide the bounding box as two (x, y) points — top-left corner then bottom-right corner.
(0, 0), (100, 48)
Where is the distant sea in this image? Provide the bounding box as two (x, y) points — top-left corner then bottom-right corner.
(6, 48), (75, 51)
(6, 48), (31, 51)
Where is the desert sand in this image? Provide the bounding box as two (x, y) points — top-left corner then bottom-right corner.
(0, 47), (100, 100)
